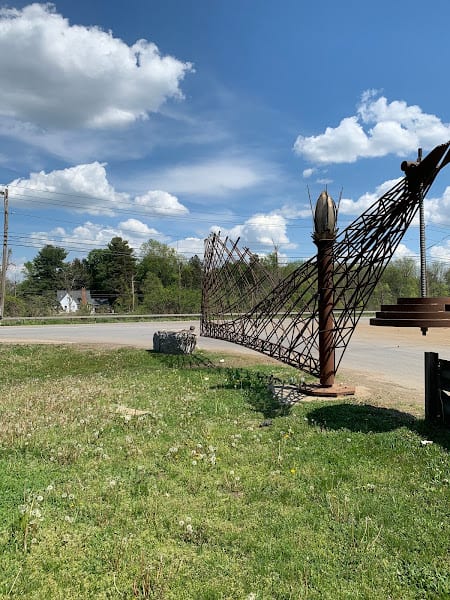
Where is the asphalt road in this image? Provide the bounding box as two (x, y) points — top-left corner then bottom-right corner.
(1, 318), (450, 392)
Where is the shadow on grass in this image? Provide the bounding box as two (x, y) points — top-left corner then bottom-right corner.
(307, 403), (450, 451)
(146, 350), (215, 369)
(218, 369), (292, 419)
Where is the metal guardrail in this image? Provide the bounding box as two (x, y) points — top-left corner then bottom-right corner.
(425, 352), (450, 426)
(0, 313), (202, 323)
(0, 312), (378, 323)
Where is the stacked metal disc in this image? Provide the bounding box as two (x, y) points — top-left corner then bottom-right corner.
(370, 297), (450, 335)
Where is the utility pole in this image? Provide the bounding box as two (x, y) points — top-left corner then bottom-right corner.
(0, 187), (8, 320)
(417, 148), (428, 298)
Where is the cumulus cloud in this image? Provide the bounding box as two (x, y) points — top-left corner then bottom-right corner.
(29, 219), (164, 254)
(423, 187), (450, 226)
(430, 242), (450, 263)
(302, 168), (315, 178)
(7, 162), (189, 217)
(338, 177), (402, 215)
(294, 90), (450, 164)
(135, 190), (188, 216)
(0, 3), (192, 130)
(9, 162), (127, 215)
(170, 237), (205, 258)
(210, 212), (296, 252)
(119, 218), (160, 237)
(391, 243), (418, 262)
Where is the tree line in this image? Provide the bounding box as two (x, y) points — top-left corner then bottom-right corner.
(3, 236), (450, 317)
(5, 237), (202, 316)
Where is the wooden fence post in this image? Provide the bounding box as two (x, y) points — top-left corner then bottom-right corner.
(425, 352), (440, 421)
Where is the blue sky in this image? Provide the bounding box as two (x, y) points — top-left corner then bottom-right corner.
(1, 0), (450, 280)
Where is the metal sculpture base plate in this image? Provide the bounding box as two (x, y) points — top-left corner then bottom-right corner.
(302, 383), (355, 397)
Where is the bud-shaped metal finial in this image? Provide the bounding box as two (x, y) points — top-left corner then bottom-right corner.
(313, 191), (337, 242)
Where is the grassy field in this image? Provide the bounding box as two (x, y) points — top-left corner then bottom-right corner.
(0, 344), (448, 599)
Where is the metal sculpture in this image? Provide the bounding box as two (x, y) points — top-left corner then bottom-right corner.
(201, 142), (450, 378)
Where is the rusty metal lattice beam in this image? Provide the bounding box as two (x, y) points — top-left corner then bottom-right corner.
(201, 142), (450, 376)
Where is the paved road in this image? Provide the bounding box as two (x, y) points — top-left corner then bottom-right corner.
(1, 318), (450, 391)
(341, 320), (450, 390)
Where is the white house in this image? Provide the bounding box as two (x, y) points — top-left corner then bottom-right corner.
(57, 290), (79, 313)
(56, 288), (109, 313)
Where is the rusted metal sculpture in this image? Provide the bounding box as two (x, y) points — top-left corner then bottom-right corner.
(201, 142), (450, 378)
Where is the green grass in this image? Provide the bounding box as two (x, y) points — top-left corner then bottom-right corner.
(0, 345), (448, 599)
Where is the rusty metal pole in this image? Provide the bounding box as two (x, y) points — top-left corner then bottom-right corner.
(313, 191), (337, 387)
(316, 236), (335, 386)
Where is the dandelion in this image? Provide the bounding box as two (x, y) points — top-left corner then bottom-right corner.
(46, 484), (54, 492)
(64, 515), (74, 523)
(290, 468), (297, 475)
(192, 459), (197, 465)
(186, 523), (193, 534)
(36, 495), (44, 503)
(179, 520), (185, 527)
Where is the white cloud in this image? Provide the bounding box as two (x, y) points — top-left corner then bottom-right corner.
(210, 212), (295, 251)
(119, 218), (160, 237)
(135, 190), (188, 216)
(8, 162), (128, 215)
(147, 157), (277, 196)
(423, 187), (450, 225)
(7, 162), (189, 217)
(0, 3), (192, 130)
(303, 168), (315, 178)
(29, 219), (164, 254)
(294, 90), (450, 164)
(393, 243), (418, 262)
(338, 177), (402, 215)
(170, 237), (205, 258)
(430, 241), (450, 263)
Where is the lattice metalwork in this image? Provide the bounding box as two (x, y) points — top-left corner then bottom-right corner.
(201, 143), (450, 376)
